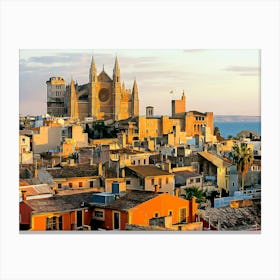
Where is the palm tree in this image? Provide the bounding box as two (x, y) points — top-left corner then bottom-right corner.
(185, 187), (206, 204)
(230, 142), (254, 192)
(214, 126), (220, 136)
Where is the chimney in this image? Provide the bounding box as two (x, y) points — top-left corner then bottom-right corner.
(190, 196), (198, 223)
(34, 160), (38, 178)
(21, 190), (27, 201)
(98, 162), (103, 176)
(167, 160), (171, 173)
(154, 185), (159, 193)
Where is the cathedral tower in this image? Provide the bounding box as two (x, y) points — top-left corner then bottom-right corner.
(132, 79), (139, 116)
(89, 56), (99, 119)
(112, 56), (121, 121)
(70, 78), (79, 119)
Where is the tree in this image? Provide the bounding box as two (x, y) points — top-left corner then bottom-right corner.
(214, 126), (220, 136)
(230, 142), (254, 192)
(214, 126), (225, 141)
(185, 187), (206, 204)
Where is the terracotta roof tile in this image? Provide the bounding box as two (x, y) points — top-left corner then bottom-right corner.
(24, 191), (95, 213)
(127, 165), (172, 177)
(47, 164), (98, 178)
(102, 190), (160, 211)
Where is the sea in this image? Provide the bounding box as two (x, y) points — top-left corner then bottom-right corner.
(214, 122), (261, 138)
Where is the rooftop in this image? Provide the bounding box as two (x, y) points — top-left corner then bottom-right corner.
(47, 164), (98, 178)
(110, 148), (145, 155)
(101, 190), (160, 211)
(127, 165), (172, 177)
(198, 151), (232, 168)
(187, 111), (206, 116)
(173, 170), (201, 178)
(197, 200), (261, 231)
(19, 184), (54, 197)
(23, 191), (94, 213)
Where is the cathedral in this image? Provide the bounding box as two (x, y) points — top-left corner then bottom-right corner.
(47, 56), (139, 121)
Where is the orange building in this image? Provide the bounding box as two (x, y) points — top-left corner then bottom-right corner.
(20, 192), (94, 231)
(91, 190), (198, 230)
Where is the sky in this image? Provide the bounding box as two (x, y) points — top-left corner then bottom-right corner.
(19, 49), (260, 117)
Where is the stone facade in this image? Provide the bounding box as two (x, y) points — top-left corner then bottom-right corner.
(52, 57), (139, 121)
(46, 77), (66, 116)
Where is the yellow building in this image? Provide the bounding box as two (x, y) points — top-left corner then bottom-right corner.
(19, 135), (33, 164)
(198, 151), (233, 194)
(125, 165), (175, 195)
(32, 126), (61, 154)
(119, 92), (214, 144)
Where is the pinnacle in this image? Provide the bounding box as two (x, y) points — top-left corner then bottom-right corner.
(114, 56), (120, 72)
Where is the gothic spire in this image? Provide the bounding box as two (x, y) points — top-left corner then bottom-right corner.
(89, 56), (97, 83)
(70, 78), (79, 119)
(132, 79), (138, 97)
(113, 56), (120, 82)
(132, 79), (139, 116)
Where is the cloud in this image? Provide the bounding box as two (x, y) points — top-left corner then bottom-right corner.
(223, 65), (260, 76)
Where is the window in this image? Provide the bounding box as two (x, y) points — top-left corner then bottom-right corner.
(79, 182), (83, 188)
(166, 177), (169, 184)
(58, 183), (62, 189)
(179, 208), (186, 223)
(168, 210), (173, 216)
(196, 178), (200, 183)
(144, 159), (146, 165)
(94, 210), (104, 219)
(90, 181), (94, 188)
(154, 212), (159, 218)
(138, 160), (140, 165)
(69, 182), (73, 188)
(159, 178), (162, 186)
(190, 179), (194, 184)
(132, 160), (135, 165)
(126, 180), (131, 185)
(46, 216), (60, 230)
(151, 179), (155, 185)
